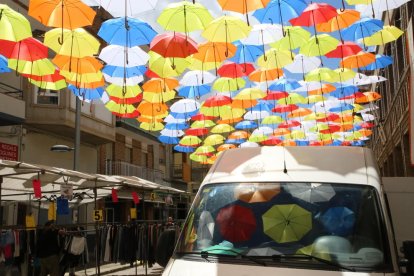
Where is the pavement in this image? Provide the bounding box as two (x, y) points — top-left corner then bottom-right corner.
(67, 262), (164, 276)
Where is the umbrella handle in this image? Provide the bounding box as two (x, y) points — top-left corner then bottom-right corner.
(340, 0), (346, 12)
(58, 31), (64, 45)
(0, 9), (3, 21)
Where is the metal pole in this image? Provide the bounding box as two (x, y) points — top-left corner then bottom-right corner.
(74, 96), (81, 171)
(0, 176), (2, 228)
(94, 184), (100, 276)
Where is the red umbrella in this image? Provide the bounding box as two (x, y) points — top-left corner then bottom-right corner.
(319, 124), (341, 134)
(263, 91), (289, 101)
(262, 136), (282, 145)
(279, 120), (301, 128)
(289, 3), (338, 27)
(110, 93), (143, 105)
(185, 128), (209, 136)
(22, 69), (65, 82)
(317, 113), (340, 123)
(217, 62), (255, 78)
(203, 95), (232, 107)
(191, 113), (216, 121)
(0, 37), (48, 61)
(150, 32), (198, 58)
(325, 41), (362, 58)
(272, 104), (299, 113)
(216, 204), (257, 243)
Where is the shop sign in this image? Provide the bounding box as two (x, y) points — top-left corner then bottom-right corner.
(0, 142), (18, 161)
(93, 209), (103, 222)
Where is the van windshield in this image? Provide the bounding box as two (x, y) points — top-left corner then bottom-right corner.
(176, 182), (391, 271)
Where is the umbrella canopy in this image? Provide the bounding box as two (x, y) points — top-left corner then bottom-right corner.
(235, 183), (280, 203)
(319, 206), (355, 236)
(8, 58), (55, 76)
(150, 32), (198, 58)
(0, 37), (48, 61)
(262, 204), (312, 243)
(300, 34), (339, 57)
(181, 70), (216, 86)
(286, 183), (335, 203)
(289, 3), (338, 26)
(0, 55), (11, 73)
(0, 4), (32, 42)
(157, 1), (214, 32)
(253, 0), (307, 25)
(229, 42), (264, 64)
(364, 25), (404, 46)
(202, 16), (252, 43)
(194, 42), (237, 63)
(197, 210), (215, 241)
(216, 204), (257, 243)
(99, 45), (149, 67)
(52, 55), (103, 74)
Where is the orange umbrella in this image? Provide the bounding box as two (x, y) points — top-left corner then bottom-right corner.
(142, 77), (179, 92)
(228, 130), (249, 140)
(66, 78), (104, 88)
(248, 68), (283, 82)
(137, 101), (169, 117)
(355, 91), (381, 103)
(340, 51), (376, 69)
(217, 144), (236, 152)
(288, 107), (313, 118)
(193, 42), (237, 62)
(216, 117), (243, 124)
(316, 9), (360, 33)
(52, 55), (103, 74)
(273, 128), (291, 136)
(308, 84), (336, 95)
(217, 0), (271, 25)
(235, 183), (281, 203)
(280, 140), (296, 146)
(231, 99), (257, 109)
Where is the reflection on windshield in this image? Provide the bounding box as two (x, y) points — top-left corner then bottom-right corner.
(176, 182), (390, 271)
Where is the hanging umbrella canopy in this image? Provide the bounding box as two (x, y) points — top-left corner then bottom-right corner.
(157, 1), (214, 32)
(0, 55), (11, 73)
(217, 62), (255, 78)
(150, 32), (198, 58)
(289, 3), (338, 27)
(319, 206), (355, 236)
(179, 85), (211, 99)
(0, 4), (32, 42)
(202, 16), (252, 43)
(137, 101), (169, 118)
(45, 28), (100, 58)
(249, 68), (283, 83)
(300, 34), (339, 57)
(240, 24), (284, 46)
(334, 68), (357, 82)
(8, 58), (55, 76)
(216, 204), (257, 243)
(284, 54), (321, 74)
(99, 45), (149, 67)
(180, 70), (217, 86)
(179, 135), (202, 146)
(28, 0), (96, 30)
(305, 68), (338, 83)
(52, 55), (103, 74)
(286, 183), (335, 203)
(194, 42), (237, 63)
(325, 41), (362, 59)
(149, 52), (190, 78)
(273, 26), (311, 51)
(0, 37), (48, 61)
(218, 0), (271, 15)
(105, 101), (139, 117)
(100, 0), (157, 18)
(213, 77), (246, 92)
(364, 25), (404, 46)
(211, 124), (235, 134)
(170, 99), (200, 114)
(143, 77), (179, 92)
(203, 134), (225, 146)
(68, 84), (103, 100)
(340, 51), (376, 69)
(252, 0), (307, 25)
(98, 17), (157, 47)
(315, 9), (360, 33)
(234, 88), (266, 100)
(217, 143), (236, 151)
(263, 204), (312, 243)
(229, 42), (264, 64)
(360, 54), (393, 70)
(235, 183), (280, 203)
(257, 49), (294, 69)
(342, 18), (384, 41)
(23, 69), (67, 90)
(106, 85), (142, 104)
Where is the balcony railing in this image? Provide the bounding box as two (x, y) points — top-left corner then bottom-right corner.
(105, 160), (169, 186)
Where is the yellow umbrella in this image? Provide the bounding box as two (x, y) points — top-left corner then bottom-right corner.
(60, 71), (103, 83)
(203, 134), (225, 146)
(189, 153), (208, 163)
(300, 34), (339, 57)
(278, 93), (306, 105)
(191, 120), (216, 128)
(306, 95), (327, 103)
(8, 58), (55, 76)
(157, 1), (214, 32)
(219, 106), (245, 120)
(202, 16), (251, 43)
(211, 124), (235, 134)
(106, 84), (142, 99)
(180, 135), (202, 146)
(257, 49), (294, 69)
(333, 68), (356, 81)
(249, 134), (268, 142)
(289, 130), (306, 140)
(234, 88), (266, 100)
(305, 68), (338, 83)
(271, 26), (311, 51)
(140, 122), (164, 131)
(364, 25), (404, 46)
(149, 51), (190, 78)
(0, 4), (32, 42)
(195, 145), (216, 154)
(44, 28), (100, 58)
(188, 58), (223, 71)
(261, 115), (284, 125)
(213, 77), (246, 92)
(143, 91), (176, 103)
(105, 101), (138, 116)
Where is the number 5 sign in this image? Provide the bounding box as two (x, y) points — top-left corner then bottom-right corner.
(93, 210), (103, 222)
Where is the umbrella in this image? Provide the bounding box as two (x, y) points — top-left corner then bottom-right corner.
(102, 65), (146, 78)
(273, 26), (311, 52)
(234, 88), (266, 100)
(45, 28), (100, 58)
(286, 183), (335, 203)
(197, 211), (215, 241)
(235, 183), (280, 203)
(8, 58), (55, 76)
(240, 24), (284, 46)
(216, 204), (257, 243)
(262, 204), (312, 243)
(300, 34), (339, 58)
(98, 17), (157, 47)
(217, 0), (271, 25)
(239, 141), (260, 148)
(170, 99), (200, 114)
(257, 49), (294, 69)
(340, 51), (376, 69)
(157, 1), (214, 33)
(68, 84), (103, 100)
(213, 77), (246, 92)
(249, 68), (283, 83)
(235, 120), (258, 130)
(342, 18), (384, 43)
(305, 68), (338, 83)
(202, 16), (252, 43)
(99, 45), (149, 67)
(296, 243), (331, 260)
(0, 4), (32, 42)
(229, 42), (264, 64)
(364, 25), (404, 46)
(24, 69), (67, 90)
(217, 62), (255, 78)
(28, 0), (96, 30)
(217, 144), (236, 151)
(0, 55), (11, 73)
(0, 37), (48, 61)
(143, 77), (179, 92)
(149, 52), (190, 78)
(52, 55), (103, 74)
(315, 9), (360, 37)
(319, 206), (355, 236)
(284, 54), (321, 75)
(325, 41), (362, 59)
(185, 128), (209, 136)
(179, 85), (211, 99)
(245, 247), (282, 256)
(269, 78), (301, 91)
(194, 42), (237, 64)
(150, 32), (198, 58)
(289, 3), (338, 27)
(189, 153), (208, 163)
(211, 124), (235, 134)
(105, 101), (139, 117)
(158, 135), (180, 144)
(181, 70), (216, 86)
(359, 54), (393, 70)
(99, 0), (157, 17)
(174, 144), (195, 153)
(252, 0), (307, 26)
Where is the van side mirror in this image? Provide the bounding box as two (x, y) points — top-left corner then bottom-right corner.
(155, 229), (177, 267)
(402, 241), (414, 275)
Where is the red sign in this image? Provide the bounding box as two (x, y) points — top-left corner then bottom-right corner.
(0, 142), (18, 161)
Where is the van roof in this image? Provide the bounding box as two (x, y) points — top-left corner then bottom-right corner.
(202, 146), (380, 188)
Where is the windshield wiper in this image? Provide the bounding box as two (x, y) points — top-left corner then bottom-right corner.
(200, 248), (267, 266)
(271, 253), (356, 272)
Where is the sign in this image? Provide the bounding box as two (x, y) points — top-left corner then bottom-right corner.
(130, 208), (137, 219)
(93, 209), (103, 222)
(25, 215), (36, 229)
(60, 184), (73, 200)
(0, 142), (18, 161)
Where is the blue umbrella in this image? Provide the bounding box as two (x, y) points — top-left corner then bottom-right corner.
(229, 42), (264, 64)
(68, 85), (103, 100)
(294, 140), (310, 146)
(98, 17), (157, 47)
(174, 145), (195, 153)
(319, 206), (355, 236)
(164, 123), (189, 130)
(102, 65), (147, 78)
(225, 138), (246, 144)
(178, 84), (211, 99)
(158, 135), (180, 144)
(342, 18), (384, 41)
(170, 110), (199, 120)
(248, 101), (273, 113)
(359, 54), (393, 70)
(269, 78), (301, 92)
(235, 120), (258, 130)
(328, 103), (354, 113)
(0, 55), (11, 73)
(330, 85), (358, 98)
(253, 0), (307, 25)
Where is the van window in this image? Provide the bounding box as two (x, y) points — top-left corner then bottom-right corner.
(176, 182), (392, 272)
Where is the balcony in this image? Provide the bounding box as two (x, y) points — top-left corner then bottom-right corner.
(0, 82), (25, 125)
(105, 160), (169, 186)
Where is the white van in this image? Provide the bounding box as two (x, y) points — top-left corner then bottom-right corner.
(163, 146), (401, 276)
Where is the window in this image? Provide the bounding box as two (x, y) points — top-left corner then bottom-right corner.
(33, 86), (59, 105)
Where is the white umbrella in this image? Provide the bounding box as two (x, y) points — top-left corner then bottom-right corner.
(99, 45), (149, 67)
(357, 0), (410, 18)
(160, 129), (185, 137)
(197, 211), (215, 240)
(293, 81), (325, 92)
(284, 54), (321, 74)
(240, 24), (284, 45)
(99, 0), (158, 18)
(246, 247), (282, 256)
(244, 110), (271, 120)
(103, 74), (144, 86)
(239, 141), (259, 148)
(170, 99), (200, 114)
(81, 0), (99, 6)
(361, 113), (375, 121)
(252, 126), (274, 136)
(286, 183), (335, 203)
(180, 70), (217, 86)
(163, 115), (187, 123)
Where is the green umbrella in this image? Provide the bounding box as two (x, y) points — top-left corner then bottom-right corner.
(0, 4), (32, 42)
(300, 34), (339, 57)
(262, 204), (312, 243)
